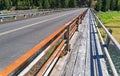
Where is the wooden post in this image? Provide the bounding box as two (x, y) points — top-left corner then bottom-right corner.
(106, 28), (112, 48)
(76, 17), (79, 31)
(65, 26), (70, 51)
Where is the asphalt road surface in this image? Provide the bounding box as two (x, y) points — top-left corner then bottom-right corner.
(0, 8), (86, 70)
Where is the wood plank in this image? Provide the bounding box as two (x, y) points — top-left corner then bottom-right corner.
(60, 10), (109, 76)
(73, 11), (89, 76)
(89, 13), (109, 76)
(84, 10), (91, 76)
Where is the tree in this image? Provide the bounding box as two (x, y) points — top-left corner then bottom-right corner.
(5, 0), (12, 9)
(37, 0), (43, 9)
(24, 0), (30, 9)
(0, 0), (5, 10)
(89, 0), (92, 7)
(116, 0), (120, 10)
(95, 0), (102, 11)
(101, 0), (110, 11)
(106, 0), (110, 11)
(61, 0), (69, 8)
(0, 0), (88, 10)
(110, 0), (116, 10)
(29, 0), (34, 8)
(49, 0), (56, 8)
(65, 0), (69, 7)
(16, 0), (23, 9)
(11, 0), (17, 6)
(43, 0), (50, 9)
(56, 0), (62, 8)
(69, 0), (77, 7)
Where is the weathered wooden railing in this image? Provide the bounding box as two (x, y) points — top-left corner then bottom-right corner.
(91, 10), (119, 76)
(0, 9), (88, 76)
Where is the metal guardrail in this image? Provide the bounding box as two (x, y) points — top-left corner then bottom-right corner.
(91, 10), (119, 76)
(91, 10), (120, 51)
(0, 9), (88, 76)
(0, 8), (75, 22)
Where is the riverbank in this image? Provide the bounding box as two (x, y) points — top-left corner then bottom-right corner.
(97, 11), (120, 43)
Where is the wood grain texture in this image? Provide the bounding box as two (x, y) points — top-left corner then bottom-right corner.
(60, 10), (109, 76)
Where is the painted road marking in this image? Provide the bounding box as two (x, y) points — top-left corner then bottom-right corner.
(0, 10), (80, 36)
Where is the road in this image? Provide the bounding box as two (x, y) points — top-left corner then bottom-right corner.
(0, 8), (86, 70)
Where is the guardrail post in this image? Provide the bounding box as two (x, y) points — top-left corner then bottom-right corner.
(106, 28), (112, 48)
(65, 26), (70, 51)
(0, 18), (3, 22)
(31, 14), (34, 17)
(14, 16), (17, 20)
(43, 9), (45, 15)
(24, 15), (27, 18)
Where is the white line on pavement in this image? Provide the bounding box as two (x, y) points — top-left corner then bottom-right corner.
(0, 10), (80, 36)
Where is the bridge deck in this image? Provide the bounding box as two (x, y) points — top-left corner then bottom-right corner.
(60, 10), (109, 76)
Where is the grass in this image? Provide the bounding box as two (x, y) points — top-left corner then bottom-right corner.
(2, 11), (13, 14)
(97, 11), (120, 43)
(98, 12), (120, 76)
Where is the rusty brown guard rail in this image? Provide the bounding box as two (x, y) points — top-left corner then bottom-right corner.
(0, 9), (88, 76)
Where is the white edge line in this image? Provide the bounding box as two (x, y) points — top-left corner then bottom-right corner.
(0, 10), (79, 36)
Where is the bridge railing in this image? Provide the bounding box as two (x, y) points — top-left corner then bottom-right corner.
(0, 9), (88, 76)
(0, 8), (77, 23)
(91, 10), (119, 76)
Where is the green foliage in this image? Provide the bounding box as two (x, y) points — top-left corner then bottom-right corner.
(89, 0), (92, 7)
(64, 0), (69, 8)
(61, 0), (69, 8)
(95, 0), (102, 11)
(5, 0), (12, 9)
(110, 0), (116, 10)
(69, 0), (77, 8)
(95, 0), (120, 11)
(17, 0), (30, 9)
(37, 0), (43, 9)
(12, 0), (17, 6)
(0, 0), (78, 10)
(105, 0), (110, 11)
(117, 0), (120, 10)
(43, 0), (50, 8)
(0, 0), (4, 10)
(98, 11), (120, 24)
(101, 0), (110, 11)
(97, 11), (120, 43)
(50, 0), (56, 8)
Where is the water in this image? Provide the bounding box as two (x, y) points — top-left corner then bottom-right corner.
(106, 44), (120, 76)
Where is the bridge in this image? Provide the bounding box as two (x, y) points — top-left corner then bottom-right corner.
(0, 8), (120, 76)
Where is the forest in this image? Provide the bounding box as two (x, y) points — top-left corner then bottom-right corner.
(93, 0), (120, 11)
(0, 0), (120, 12)
(0, 0), (83, 10)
